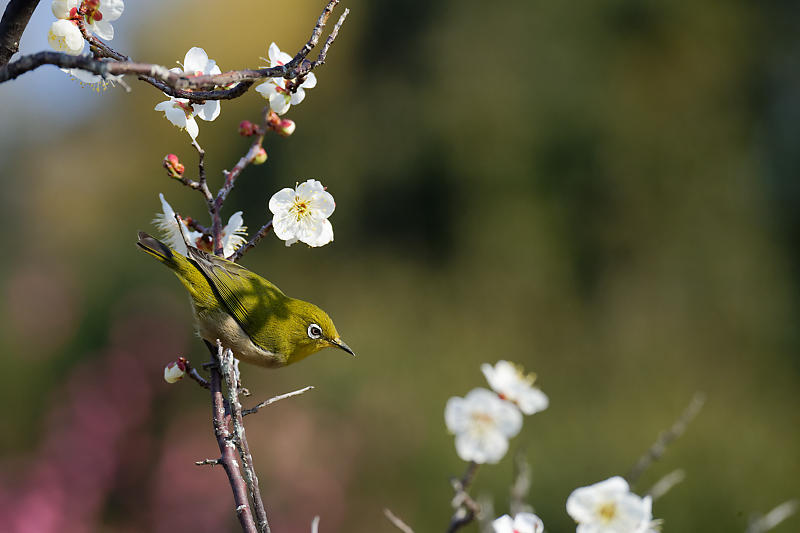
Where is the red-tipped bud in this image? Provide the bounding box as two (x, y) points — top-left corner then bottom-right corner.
(195, 234), (213, 253)
(164, 357), (188, 383)
(253, 147), (268, 165)
(163, 154), (185, 178)
(277, 119), (296, 137)
(239, 120), (256, 137)
(266, 109), (281, 128)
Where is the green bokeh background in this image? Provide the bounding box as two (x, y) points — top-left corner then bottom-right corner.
(1, 0), (799, 531)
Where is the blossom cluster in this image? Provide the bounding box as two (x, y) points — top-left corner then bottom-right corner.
(154, 42), (315, 140)
(446, 363), (659, 532)
(48, 0), (124, 56)
(153, 178), (335, 260)
(444, 360), (548, 464)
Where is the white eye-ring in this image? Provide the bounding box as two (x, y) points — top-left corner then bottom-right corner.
(307, 323), (323, 339)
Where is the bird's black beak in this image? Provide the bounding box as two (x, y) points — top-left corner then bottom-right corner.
(330, 338), (355, 356)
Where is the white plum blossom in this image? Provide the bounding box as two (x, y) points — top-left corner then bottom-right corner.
(51, 0), (124, 40)
(153, 193), (201, 257)
(61, 67), (123, 91)
(482, 361), (549, 415)
(154, 98), (200, 139)
(155, 48), (221, 139)
(492, 513), (545, 533)
(48, 19), (84, 55)
(566, 476), (655, 533)
(221, 211), (248, 257)
(269, 179), (335, 247)
(444, 388), (522, 464)
(255, 42), (317, 115)
(79, 0), (124, 40)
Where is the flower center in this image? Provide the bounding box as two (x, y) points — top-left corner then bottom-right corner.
(597, 502), (618, 523)
(81, 0), (103, 23)
(176, 100), (194, 118)
(469, 411), (495, 434)
(291, 197), (311, 221)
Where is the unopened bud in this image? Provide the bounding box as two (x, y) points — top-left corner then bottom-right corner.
(253, 147), (268, 165)
(277, 119), (296, 137)
(195, 234), (213, 252)
(266, 109), (281, 128)
(163, 154), (185, 178)
(164, 357), (188, 383)
(239, 120), (256, 137)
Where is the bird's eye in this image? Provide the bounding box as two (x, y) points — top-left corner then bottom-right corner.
(307, 323), (323, 339)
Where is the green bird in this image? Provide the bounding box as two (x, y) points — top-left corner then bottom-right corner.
(136, 232), (354, 367)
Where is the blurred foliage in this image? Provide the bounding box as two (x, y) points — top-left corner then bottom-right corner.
(1, 0), (799, 531)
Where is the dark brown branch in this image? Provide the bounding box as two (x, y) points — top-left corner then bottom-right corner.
(0, 0), (40, 67)
(0, 0), (349, 102)
(626, 392), (706, 485)
(310, 8), (350, 69)
(231, 222), (273, 262)
(205, 342), (259, 533)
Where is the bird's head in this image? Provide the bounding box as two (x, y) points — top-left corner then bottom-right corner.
(283, 298), (354, 365)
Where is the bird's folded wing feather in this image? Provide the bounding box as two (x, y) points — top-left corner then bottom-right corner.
(187, 248), (289, 343)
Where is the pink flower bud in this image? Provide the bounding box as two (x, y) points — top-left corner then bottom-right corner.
(164, 357), (188, 384)
(163, 154), (185, 178)
(253, 147), (268, 165)
(277, 119), (296, 137)
(239, 120), (256, 137)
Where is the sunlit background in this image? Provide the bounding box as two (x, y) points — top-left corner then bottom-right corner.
(1, 0), (799, 531)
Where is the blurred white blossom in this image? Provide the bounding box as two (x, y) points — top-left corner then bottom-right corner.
(566, 476), (654, 533)
(255, 42), (317, 115)
(445, 388), (522, 464)
(155, 48), (221, 139)
(48, 19), (84, 55)
(269, 179), (335, 247)
(492, 513), (545, 533)
(482, 360), (549, 415)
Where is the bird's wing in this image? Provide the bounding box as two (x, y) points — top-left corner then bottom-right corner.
(187, 247), (289, 345)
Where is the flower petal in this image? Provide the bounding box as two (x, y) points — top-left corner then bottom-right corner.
(269, 92), (290, 115)
(301, 72), (317, 89)
(100, 0), (124, 21)
(269, 188), (297, 214)
(185, 116), (199, 139)
(289, 87), (306, 106)
(92, 19), (114, 40)
(194, 99), (220, 122)
(183, 47), (209, 74)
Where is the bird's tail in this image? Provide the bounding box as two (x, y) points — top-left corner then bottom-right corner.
(136, 232), (178, 266)
(136, 232), (216, 308)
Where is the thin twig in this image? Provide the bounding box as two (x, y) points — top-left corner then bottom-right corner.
(509, 451), (533, 516)
(0, 0), (40, 67)
(447, 462), (481, 533)
(218, 344), (270, 533)
(384, 508), (415, 533)
(205, 341), (258, 533)
(242, 386), (315, 416)
(746, 500), (799, 533)
(184, 359), (211, 390)
(195, 458), (221, 466)
(626, 392), (706, 485)
(645, 469), (685, 501)
(310, 9), (350, 68)
(231, 222), (274, 262)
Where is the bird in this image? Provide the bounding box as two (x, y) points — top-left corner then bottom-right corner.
(136, 232), (354, 367)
